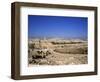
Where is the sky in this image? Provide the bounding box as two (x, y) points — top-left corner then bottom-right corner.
(28, 15), (88, 39)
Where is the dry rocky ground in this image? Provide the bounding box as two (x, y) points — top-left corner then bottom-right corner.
(28, 39), (88, 66)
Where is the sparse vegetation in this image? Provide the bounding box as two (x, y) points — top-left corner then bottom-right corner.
(51, 41), (83, 45)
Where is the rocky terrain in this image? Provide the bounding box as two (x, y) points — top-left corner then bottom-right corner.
(28, 38), (88, 66)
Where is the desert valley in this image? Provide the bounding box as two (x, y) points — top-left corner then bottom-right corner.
(28, 38), (88, 66)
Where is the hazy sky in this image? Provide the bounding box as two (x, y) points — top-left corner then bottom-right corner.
(28, 15), (88, 39)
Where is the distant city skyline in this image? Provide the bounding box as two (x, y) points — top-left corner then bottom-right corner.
(28, 15), (88, 39)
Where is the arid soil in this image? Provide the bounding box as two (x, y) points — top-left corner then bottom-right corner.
(28, 38), (88, 66)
